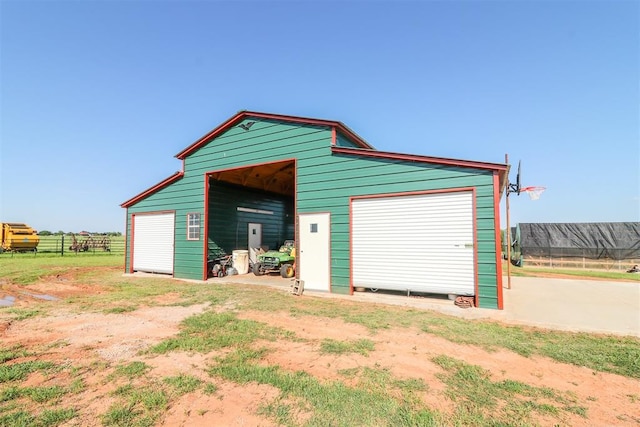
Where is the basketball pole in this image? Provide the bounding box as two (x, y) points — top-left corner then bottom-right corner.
(505, 153), (512, 290)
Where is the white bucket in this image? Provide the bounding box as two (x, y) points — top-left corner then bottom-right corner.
(232, 250), (249, 275)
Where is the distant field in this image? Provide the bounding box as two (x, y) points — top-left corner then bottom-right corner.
(503, 262), (640, 281)
(1, 235), (125, 256)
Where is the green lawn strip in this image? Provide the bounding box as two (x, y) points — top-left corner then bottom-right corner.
(151, 309), (438, 425)
(36, 408), (77, 427)
(210, 348), (439, 426)
(112, 361), (150, 378)
(0, 408), (76, 427)
(149, 311), (294, 354)
(0, 385), (66, 404)
(0, 255), (121, 285)
(72, 271), (238, 311)
(104, 374), (208, 427)
(162, 374), (202, 395)
(0, 361), (56, 383)
(249, 291), (640, 380)
(319, 338), (375, 356)
(2, 308), (44, 321)
(0, 345), (32, 363)
(104, 383), (168, 427)
(153, 284), (640, 381)
(420, 317), (640, 379)
(507, 266), (640, 281)
(432, 355), (587, 425)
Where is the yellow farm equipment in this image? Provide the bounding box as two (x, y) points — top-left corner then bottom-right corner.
(1, 223), (40, 252)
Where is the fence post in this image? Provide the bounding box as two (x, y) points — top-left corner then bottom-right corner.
(61, 235), (64, 257)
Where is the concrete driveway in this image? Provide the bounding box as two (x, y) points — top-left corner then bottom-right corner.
(216, 274), (640, 337)
(499, 276), (639, 337)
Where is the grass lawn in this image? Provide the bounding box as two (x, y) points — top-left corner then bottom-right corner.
(1, 256), (638, 426)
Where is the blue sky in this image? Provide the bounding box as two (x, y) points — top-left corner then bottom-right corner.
(1, 0), (638, 233)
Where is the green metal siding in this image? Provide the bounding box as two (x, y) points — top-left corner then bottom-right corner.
(335, 131), (361, 148)
(296, 154), (500, 309)
(124, 177), (204, 280)
(125, 118), (332, 280)
(124, 116), (501, 308)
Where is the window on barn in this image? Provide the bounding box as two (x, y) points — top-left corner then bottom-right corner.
(187, 213), (201, 240)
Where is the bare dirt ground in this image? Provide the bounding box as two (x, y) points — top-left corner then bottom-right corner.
(1, 272), (639, 426)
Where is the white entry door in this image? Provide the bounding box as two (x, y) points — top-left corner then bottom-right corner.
(298, 213), (330, 291)
(248, 223), (262, 264)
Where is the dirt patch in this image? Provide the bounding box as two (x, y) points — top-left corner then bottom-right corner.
(240, 310), (640, 426)
(0, 276), (107, 308)
(1, 270), (639, 426)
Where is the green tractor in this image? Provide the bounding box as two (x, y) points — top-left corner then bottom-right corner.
(252, 240), (296, 278)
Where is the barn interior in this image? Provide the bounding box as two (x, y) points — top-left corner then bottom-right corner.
(206, 160), (296, 261)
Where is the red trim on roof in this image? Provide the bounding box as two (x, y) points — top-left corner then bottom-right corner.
(493, 172), (504, 310)
(332, 146), (508, 172)
(120, 171), (184, 208)
(175, 111), (373, 159)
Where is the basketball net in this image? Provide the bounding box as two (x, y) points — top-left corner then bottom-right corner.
(520, 186), (546, 200)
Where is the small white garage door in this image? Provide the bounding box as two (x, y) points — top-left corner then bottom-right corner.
(352, 191), (475, 295)
(133, 212), (175, 274)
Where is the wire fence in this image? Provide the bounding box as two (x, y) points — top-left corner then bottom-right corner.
(1, 235), (125, 257)
(522, 255), (639, 271)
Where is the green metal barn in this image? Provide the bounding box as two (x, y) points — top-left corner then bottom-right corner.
(121, 111), (509, 309)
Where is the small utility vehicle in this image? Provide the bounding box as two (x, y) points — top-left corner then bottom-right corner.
(252, 240), (295, 278)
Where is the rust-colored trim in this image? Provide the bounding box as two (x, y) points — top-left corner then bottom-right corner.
(122, 208), (131, 273)
(128, 209), (134, 274)
(331, 127), (337, 146)
(176, 111), (374, 159)
(327, 212), (332, 293)
(349, 187), (478, 299)
(472, 188), (479, 308)
(121, 171), (184, 208)
(204, 158), (296, 176)
(203, 177), (210, 281)
(493, 172), (504, 310)
(294, 159), (299, 282)
(332, 146), (508, 172)
(350, 187), (475, 201)
(348, 200), (354, 295)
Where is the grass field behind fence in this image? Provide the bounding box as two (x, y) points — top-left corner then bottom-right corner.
(2, 235), (126, 256)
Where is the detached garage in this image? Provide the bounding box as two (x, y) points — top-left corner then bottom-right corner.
(121, 111), (508, 309)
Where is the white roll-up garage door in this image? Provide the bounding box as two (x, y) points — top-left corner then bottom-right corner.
(352, 191), (475, 295)
(133, 212), (175, 274)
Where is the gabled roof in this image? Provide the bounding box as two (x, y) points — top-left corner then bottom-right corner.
(175, 110), (374, 159)
(122, 112), (510, 208)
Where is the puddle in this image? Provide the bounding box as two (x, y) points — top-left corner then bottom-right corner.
(0, 293), (59, 307)
(0, 296), (16, 307)
(21, 292), (59, 301)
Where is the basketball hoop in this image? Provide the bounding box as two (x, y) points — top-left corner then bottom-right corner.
(520, 186), (546, 200)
